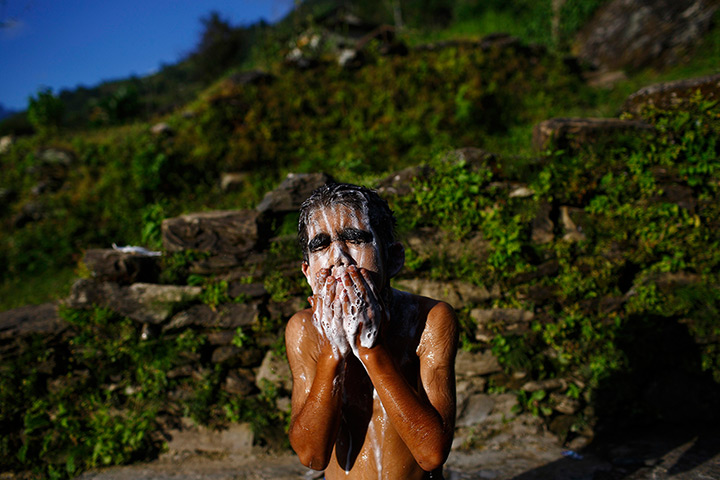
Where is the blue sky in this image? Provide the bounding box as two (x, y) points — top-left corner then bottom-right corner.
(0, 0), (295, 111)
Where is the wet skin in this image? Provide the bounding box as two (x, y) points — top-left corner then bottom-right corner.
(286, 205), (458, 479)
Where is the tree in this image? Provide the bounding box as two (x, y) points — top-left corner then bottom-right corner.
(27, 87), (65, 134)
(190, 11), (248, 81)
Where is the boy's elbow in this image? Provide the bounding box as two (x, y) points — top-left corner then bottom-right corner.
(416, 434), (451, 472)
(290, 431), (331, 470)
(417, 450), (447, 472)
(295, 449), (331, 471)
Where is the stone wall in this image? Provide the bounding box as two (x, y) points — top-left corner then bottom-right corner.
(2, 74), (718, 456)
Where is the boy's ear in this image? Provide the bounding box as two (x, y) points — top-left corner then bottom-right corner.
(386, 242), (405, 278)
(301, 261), (310, 281)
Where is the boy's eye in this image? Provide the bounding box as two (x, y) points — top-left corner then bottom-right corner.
(308, 234), (330, 252)
(340, 228), (373, 245)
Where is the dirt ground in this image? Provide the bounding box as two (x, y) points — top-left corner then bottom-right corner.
(77, 425), (720, 480)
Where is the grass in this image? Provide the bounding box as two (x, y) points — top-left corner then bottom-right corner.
(0, 266), (77, 311)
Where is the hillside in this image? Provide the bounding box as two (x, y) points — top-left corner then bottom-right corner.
(1, 1), (720, 478)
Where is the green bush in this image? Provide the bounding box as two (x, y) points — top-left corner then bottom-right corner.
(27, 87), (65, 134)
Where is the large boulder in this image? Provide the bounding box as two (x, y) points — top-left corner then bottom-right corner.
(532, 117), (654, 152)
(0, 303), (64, 340)
(162, 210), (264, 257)
(394, 278), (500, 309)
(256, 349), (293, 393)
(622, 73), (720, 117)
(164, 302), (260, 330)
(82, 248), (160, 284)
(576, 0), (720, 72)
(471, 308), (535, 342)
(66, 279), (202, 325)
(256, 172), (335, 214)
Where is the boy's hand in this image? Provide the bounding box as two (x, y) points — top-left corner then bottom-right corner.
(309, 269), (350, 358)
(340, 265), (385, 355)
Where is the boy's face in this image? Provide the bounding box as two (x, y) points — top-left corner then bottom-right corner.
(302, 204), (384, 293)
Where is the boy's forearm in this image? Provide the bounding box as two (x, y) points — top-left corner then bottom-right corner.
(359, 345), (453, 471)
(289, 351), (345, 470)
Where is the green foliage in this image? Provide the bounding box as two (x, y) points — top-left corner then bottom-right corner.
(189, 11), (250, 81)
(27, 87), (65, 133)
(395, 155), (493, 238)
(0, 307), (204, 478)
(92, 84), (143, 125)
(264, 271), (293, 303)
(197, 277), (232, 310)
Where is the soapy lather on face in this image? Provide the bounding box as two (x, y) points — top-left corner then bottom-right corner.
(304, 205), (385, 358)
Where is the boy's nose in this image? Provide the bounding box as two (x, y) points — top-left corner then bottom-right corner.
(330, 240), (352, 266)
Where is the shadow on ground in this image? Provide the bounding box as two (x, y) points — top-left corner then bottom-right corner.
(511, 313), (720, 480)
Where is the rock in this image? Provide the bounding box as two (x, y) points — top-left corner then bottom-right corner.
(66, 279), (202, 325)
(508, 185), (535, 198)
(376, 164), (433, 197)
(222, 369), (256, 396)
(549, 414), (576, 442)
(207, 330), (237, 345)
(166, 418), (254, 455)
(550, 391), (582, 415)
(531, 202), (555, 244)
(443, 147), (501, 176)
(220, 172), (248, 192)
(560, 206), (587, 242)
(0, 134), (15, 154)
(34, 147), (75, 167)
(164, 302), (259, 330)
(338, 48), (363, 68)
(532, 117), (654, 152)
(394, 278), (498, 309)
(25, 148), (74, 196)
(256, 350), (292, 393)
(12, 200), (48, 227)
(124, 283), (203, 324)
(0, 303), (66, 342)
(162, 210), (263, 257)
(414, 33), (525, 54)
(166, 365), (196, 379)
(284, 46), (318, 70)
(163, 304), (215, 330)
(256, 172), (335, 214)
(455, 349), (503, 378)
(521, 378), (567, 393)
(471, 308), (535, 342)
(187, 254), (247, 275)
(227, 281), (267, 300)
(583, 70), (628, 88)
(211, 345), (242, 364)
(622, 73), (720, 116)
(456, 393), (496, 427)
(404, 229), (492, 266)
(150, 122), (173, 136)
(82, 248), (160, 284)
(486, 393), (520, 423)
(394, 278), (460, 307)
(226, 70), (274, 87)
(576, 0), (720, 72)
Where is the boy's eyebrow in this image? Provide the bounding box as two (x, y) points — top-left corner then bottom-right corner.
(307, 233), (331, 251)
(337, 227), (373, 243)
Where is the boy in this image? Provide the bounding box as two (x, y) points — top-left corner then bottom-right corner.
(286, 183), (458, 479)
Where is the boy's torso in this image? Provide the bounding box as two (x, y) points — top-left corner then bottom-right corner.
(323, 291), (438, 479)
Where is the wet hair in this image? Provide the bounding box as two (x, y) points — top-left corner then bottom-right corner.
(298, 183), (397, 263)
